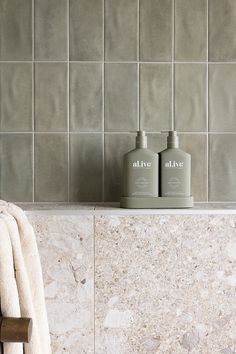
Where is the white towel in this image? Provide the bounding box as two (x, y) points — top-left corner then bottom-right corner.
(0, 201), (51, 354)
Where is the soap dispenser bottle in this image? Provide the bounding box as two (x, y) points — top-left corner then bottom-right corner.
(122, 131), (159, 197)
(160, 131), (191, 197)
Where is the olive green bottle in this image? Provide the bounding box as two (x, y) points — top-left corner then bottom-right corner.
(122, 131), (159, 197)
(160, 131), (191, 197)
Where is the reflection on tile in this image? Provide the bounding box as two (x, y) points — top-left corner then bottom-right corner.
(105, 64), (137, 132)
(95, 214), (236, 353)
(105, 0), (137, 61)
(140, 0), (172, 61)
(209, 65), (236, 132)
(70, 134), (103, 202)
(70, 64), (102, 132)
(35, 134), (68, 202)
(175, 0), (207, 61)
(0, 134), (32, 202)
(175, 64), (207, 132)
(209, 134), (236, 201)
(104, 134), (135, 201)
(35, 64), (67, 132)
(35, 0), (67, 60)
(70, 0), (103, 60)
(179, 134), (207, 201)
(0, 64), (32, 131)
(209, 0), (236, 61)
(140, 64), (172, 131)
(30, 215), (94, 354)
(0, 0), (32, 60)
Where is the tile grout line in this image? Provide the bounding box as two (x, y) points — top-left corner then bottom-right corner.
(67, 0), (70, 202)
(2, 131), (236, 135)
(206, 0), (209, 202)
(2, 60), (236, 64)
(102, 0), (105, 203)
(137, 0), (140, 130)
(93, 215), (96, 354)
(172, 0), (175, 130)
(32, 0), (35, 202)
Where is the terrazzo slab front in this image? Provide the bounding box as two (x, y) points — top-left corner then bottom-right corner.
(29, 215), (94, 354)
(95, 215), (236, 354)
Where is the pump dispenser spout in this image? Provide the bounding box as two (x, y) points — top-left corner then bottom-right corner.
(136, 131), (147, 148)
(161, 130), (179, 148)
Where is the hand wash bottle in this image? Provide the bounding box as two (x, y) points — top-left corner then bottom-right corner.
(160, 131), (191, 197)
(122, 131), (159, 197)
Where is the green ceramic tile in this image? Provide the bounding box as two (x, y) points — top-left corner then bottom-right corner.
(179, 134), (207, 201)
(105, 0), (137, 61)
(35, 63), (67, 132)
(175, 0), (207, 61)
(0, 134), (33, 202)
(140, 64), (172, 131)
(209, 65), (236, 132)
(70, 64), (103, 132)
(105, 64), (138, 132)
(70, 0), (103, 60)
(209, 0), (236, 61)
(175, 64), (207, 132)
(140, 0), (172, 61)
(209, 134), (236, 201)
(0, 0), (32, 60)
(70, 134), (103, 202)
(0, 64), (32, 131)
(35, 134), (68, 202)
(35, 0), (67, 60)
(104, 133), (135, 201)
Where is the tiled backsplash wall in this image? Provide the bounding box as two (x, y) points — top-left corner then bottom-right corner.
(0, 0), (236, 202)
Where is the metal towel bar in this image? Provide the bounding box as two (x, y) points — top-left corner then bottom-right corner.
(0, 317), (32, 343)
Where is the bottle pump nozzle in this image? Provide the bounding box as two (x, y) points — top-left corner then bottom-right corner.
(136, 131), (147, 148)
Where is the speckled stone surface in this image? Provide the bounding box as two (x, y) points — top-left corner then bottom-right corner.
(95, 215), (236, 354)
(29, 215), (94, 354)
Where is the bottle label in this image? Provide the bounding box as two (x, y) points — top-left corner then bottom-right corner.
(132, 160), (152, 168)
(164, 160), (184, 169)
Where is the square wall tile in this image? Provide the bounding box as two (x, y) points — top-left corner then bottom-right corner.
(105, 0), (137, 61)
(0, 64), (32, 131)
(104, 133), (135, 201)
(140, 64), (172, 132)
(140, 0), (172, 61)
(175, 0), (207, 61)
(35, 0), (68, 60)
(0, 0), (32, 60)
(70, 0), (103, 61)
(34, 134), (68, 202)
(0, 134), (33, 202)
(209, 65), (236, 132)
(35, 64), (67, 132)
(105, 64), (138, 132)
(209, 134), (236, 201)
(70, 134), (103, 202)
(179, 134), (207, 201)
(175, 64), (207, 132)
(70, 64), (103, 132)
(209, 0), (236, 61)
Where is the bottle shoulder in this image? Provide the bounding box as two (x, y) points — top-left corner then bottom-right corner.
(160, 148), (190, 159)
(124, 148), (158, 160)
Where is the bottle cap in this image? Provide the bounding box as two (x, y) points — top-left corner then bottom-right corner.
(136, 131), (147, 148)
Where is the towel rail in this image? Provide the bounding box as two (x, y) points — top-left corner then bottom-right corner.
(0, 317), (32, 343)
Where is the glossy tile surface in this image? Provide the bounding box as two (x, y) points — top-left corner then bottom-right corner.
(35, 0), (67, 60)
(175, 64), (207, 132)
(179, 134), (207, 201)
(34, 134), (68, 202)
(70, 134), (103, 202)
(0, 0), (32, 60)
(140, 0), (172, 61)
(140, 64), (172, 131)
(104, 134), (135, 201)
(209, 65), (236, 132)
(35, 63), (67, 132)
(70, 64), (103, 132)
(70, 0), (103, 60)
(105, 64), (137, 132)
(0, 134), (32, 201)
(105, 0), (137, 61)
(209, 135), (236, 201)
(0, 63), (32, 131)
(175, 0), (207, 61)
(209, 0), (236, 61)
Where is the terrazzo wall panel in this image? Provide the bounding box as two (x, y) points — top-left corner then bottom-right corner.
(1, 0), (236, 203)
(29, 214), (236, 353)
